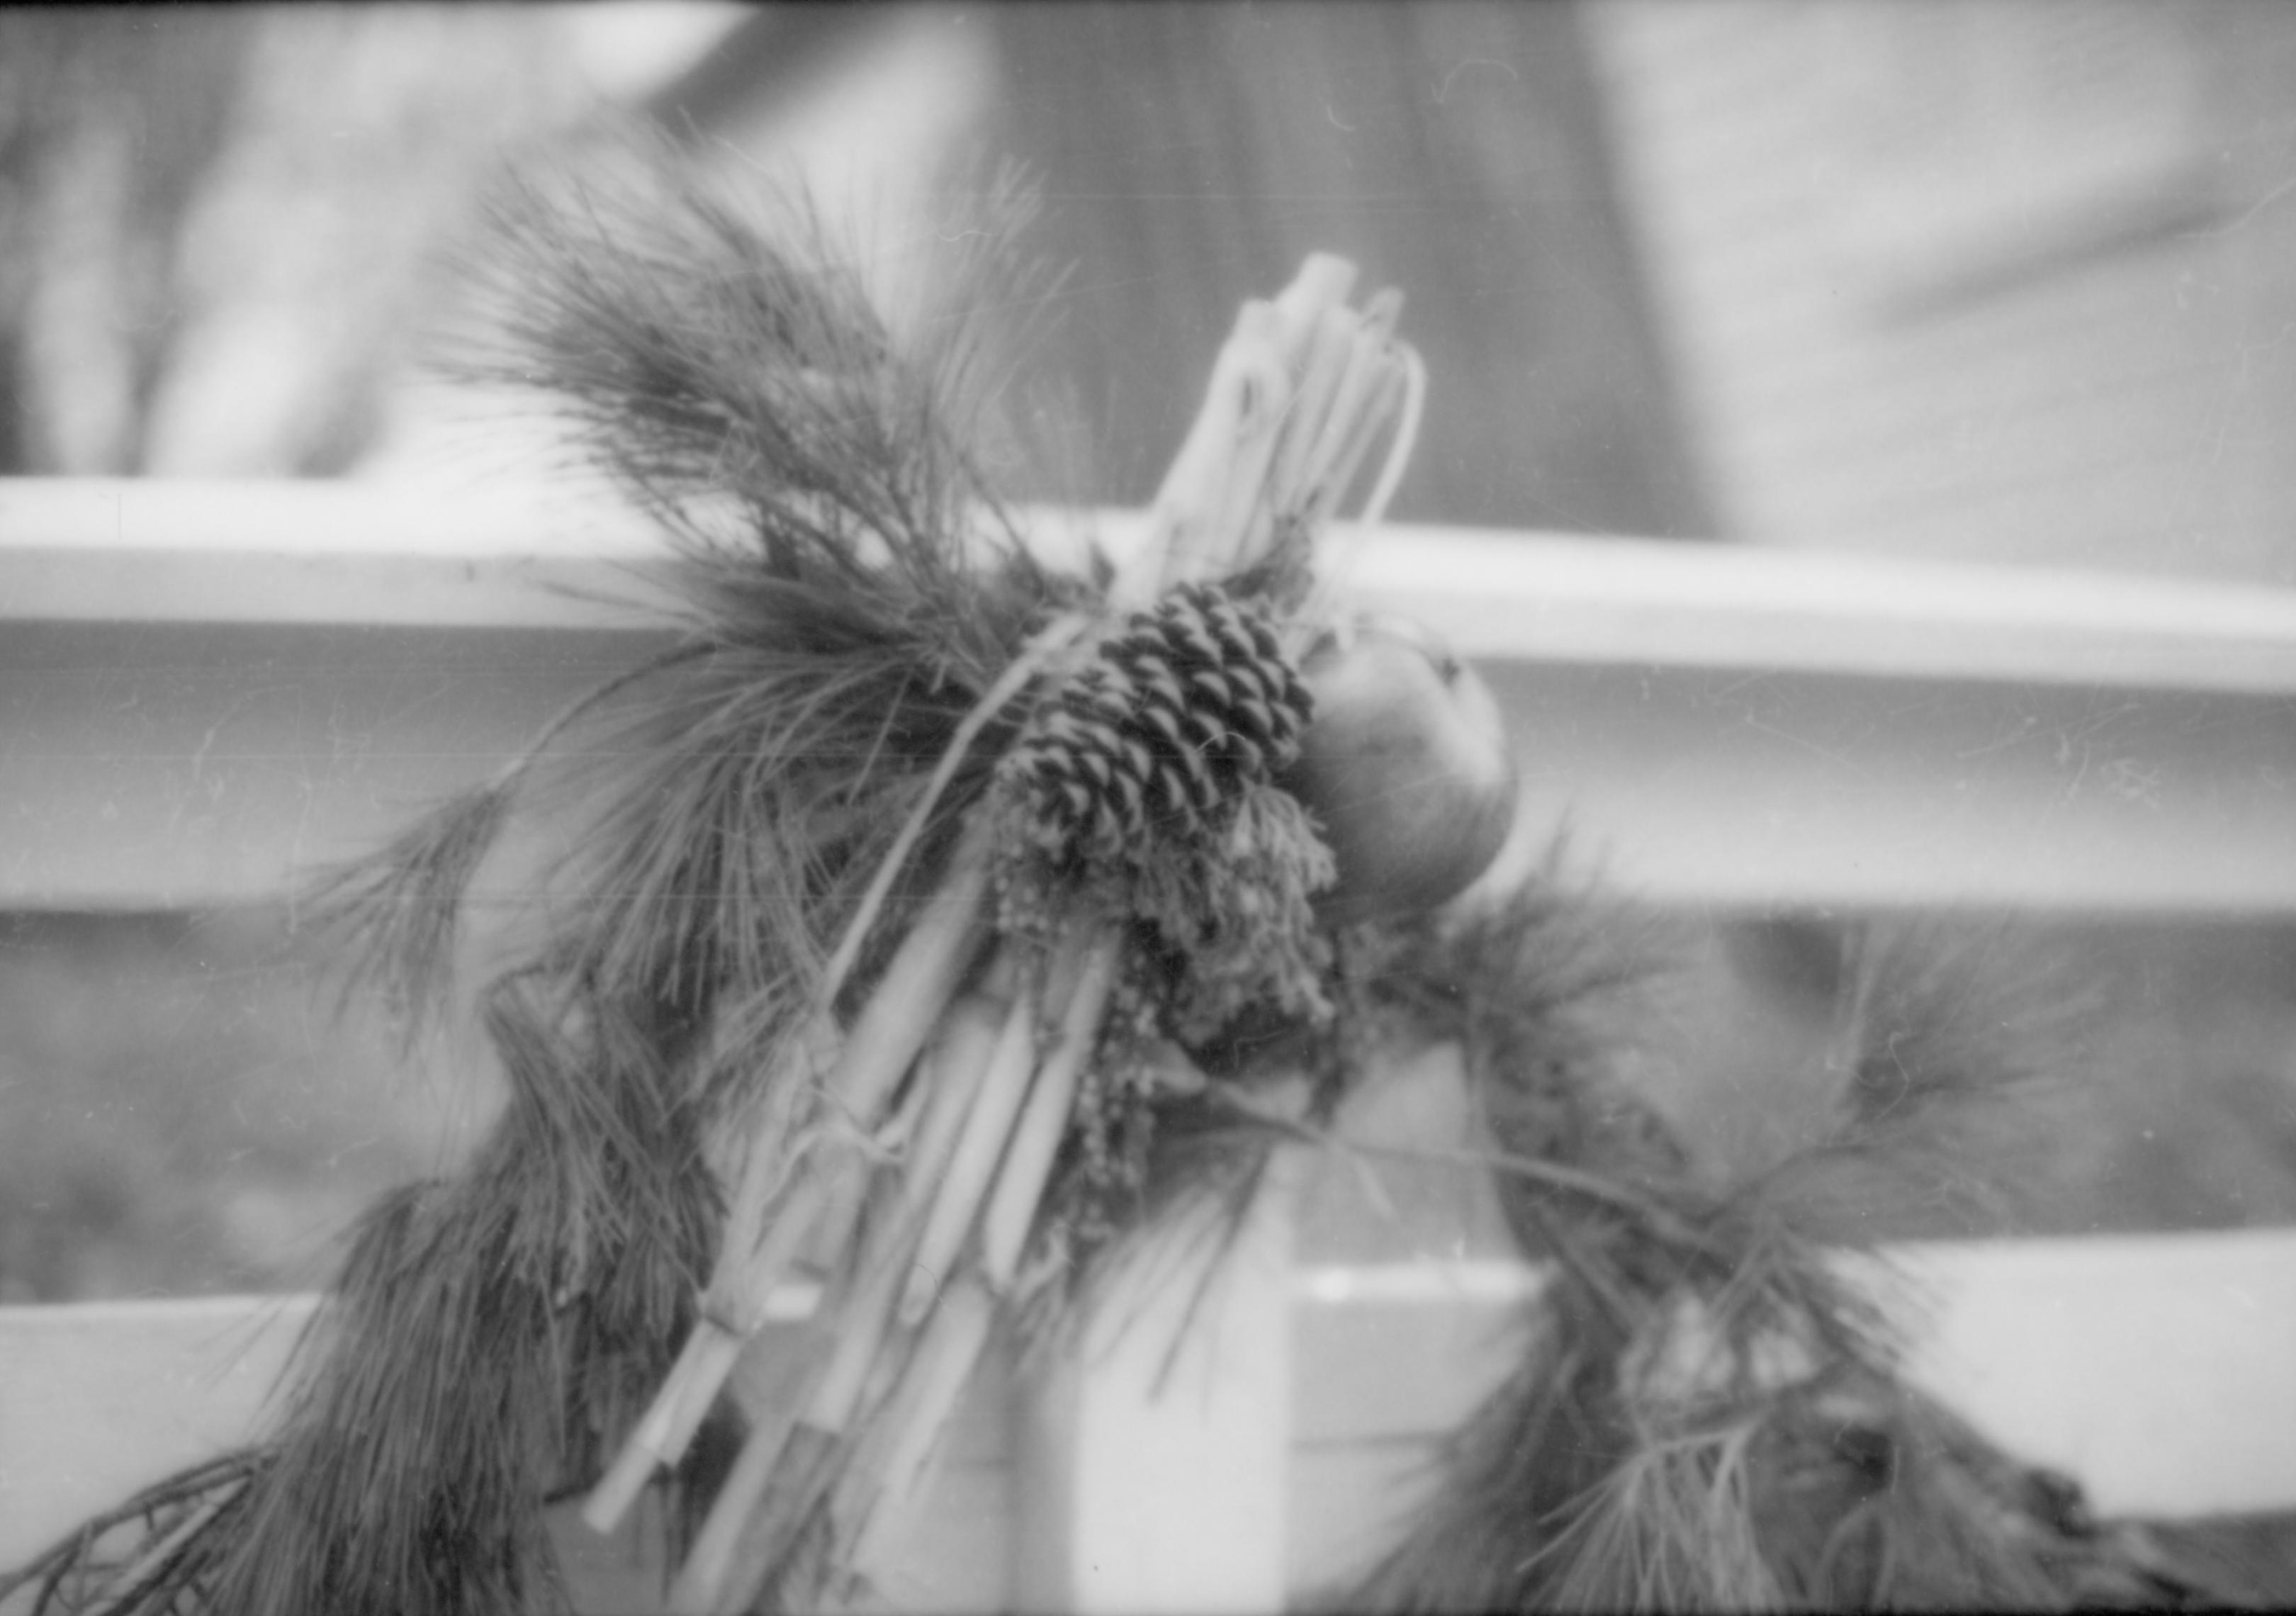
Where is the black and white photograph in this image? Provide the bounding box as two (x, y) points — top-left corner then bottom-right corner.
(1, 3), (2294, 1610)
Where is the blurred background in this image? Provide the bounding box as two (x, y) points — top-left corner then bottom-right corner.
(3, 0), (2294, 1301)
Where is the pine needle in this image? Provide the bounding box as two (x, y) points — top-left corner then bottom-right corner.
(26, 140), (1475, 1616)
(303, 780), (513, 1048)
(1339, 875), (2221, 1614)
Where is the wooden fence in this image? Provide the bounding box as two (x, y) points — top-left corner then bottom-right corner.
(3, 476), (2295, 1610)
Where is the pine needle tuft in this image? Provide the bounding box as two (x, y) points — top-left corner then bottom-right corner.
(304, 781), (514, 1048)
(1341, 879), (2238, 1613)
(23, 143), (1086, 1616)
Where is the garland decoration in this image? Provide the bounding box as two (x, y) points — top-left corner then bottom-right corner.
(0, 145), (1434, 1616)
(1, 142), (2258, 1616)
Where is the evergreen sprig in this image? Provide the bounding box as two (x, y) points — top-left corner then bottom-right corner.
(45, 144), (1086, 1616)
(1342, 881), (2229, 1612)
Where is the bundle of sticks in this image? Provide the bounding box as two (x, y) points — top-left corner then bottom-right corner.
(578, 251), (1425, 1614)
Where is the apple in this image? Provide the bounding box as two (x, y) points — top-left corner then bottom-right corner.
(1280, 615), (1519, 926)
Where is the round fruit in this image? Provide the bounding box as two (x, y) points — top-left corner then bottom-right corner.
(1281, 615), (1518, 926)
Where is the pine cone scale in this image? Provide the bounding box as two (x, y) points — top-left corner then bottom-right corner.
(1004, 583), (1312, 861)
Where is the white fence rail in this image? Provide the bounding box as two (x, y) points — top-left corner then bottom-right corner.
(4, 478), (2295, 1610)
(9, 1233), (2296, 1607)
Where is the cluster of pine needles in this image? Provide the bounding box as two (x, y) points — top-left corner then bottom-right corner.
(1, 134), (1412, 1616)
(3, 144), (1090, 1616)
(1333, 884), (2249, 1611)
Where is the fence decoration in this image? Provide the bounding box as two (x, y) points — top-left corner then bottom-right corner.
(4, 147), (2294, 1615)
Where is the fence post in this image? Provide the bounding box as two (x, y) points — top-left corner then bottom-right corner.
(1011, 1147), (1302, 1615)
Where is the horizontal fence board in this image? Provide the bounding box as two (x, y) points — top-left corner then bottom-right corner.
(0, 478), (669, 630)
(9, 1228), (2295, 1586)
(0, 1294), (318, 1574)
(542, 1457), (1015, 1615)
(0, 622), (661, 910)
(1344, 523), (2296, 695)
(11, 480), (2296, 688)
(1877, 1230), (2296, 1520)
(8, 625), (2290, 914)
(0, 1294), (1015, 1603)
(1482, 661), (2296, 913)
(6, 480), (2295, 911)
(1295, 1228), (2296, 1523)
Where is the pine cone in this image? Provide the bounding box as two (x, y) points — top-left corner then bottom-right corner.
(1006, 583), (1312, 860)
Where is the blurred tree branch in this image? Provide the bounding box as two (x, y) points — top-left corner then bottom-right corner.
(0, 7), (594, 477)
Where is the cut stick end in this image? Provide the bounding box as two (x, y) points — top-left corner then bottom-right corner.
(896, 1272), (939, 1330)
(583, 1441), (664, 1536)
(1280, 253), (1360, 318)
(590, 1323), (751, 1533)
